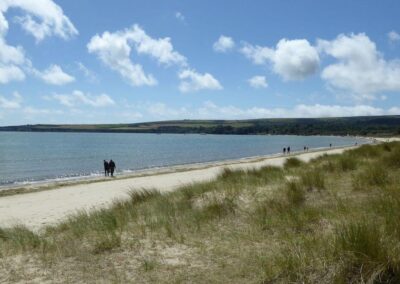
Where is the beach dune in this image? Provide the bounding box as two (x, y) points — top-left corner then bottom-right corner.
(0, 147), (355, 230)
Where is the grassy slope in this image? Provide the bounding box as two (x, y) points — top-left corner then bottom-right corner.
(1, 143), (400, 283)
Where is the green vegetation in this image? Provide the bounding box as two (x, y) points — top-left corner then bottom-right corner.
(284, 157), (304, 169)
(1, 142), (400, 283)
(1, 115), (400, 136)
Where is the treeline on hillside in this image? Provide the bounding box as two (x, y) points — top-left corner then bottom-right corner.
(1, 116), (400, 136)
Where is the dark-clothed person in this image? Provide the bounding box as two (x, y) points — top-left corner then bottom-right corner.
(109, 160), (116, 177)
(103, 160), (109, 176)
(287, 146), (291, 154)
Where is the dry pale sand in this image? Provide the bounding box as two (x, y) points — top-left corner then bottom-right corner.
(0, 146), (358, 231)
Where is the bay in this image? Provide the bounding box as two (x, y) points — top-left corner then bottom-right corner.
(0, 132), (368, 186)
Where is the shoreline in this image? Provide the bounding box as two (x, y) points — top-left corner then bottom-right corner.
(0, 134), (375, 193)
(0, 144), (364, 230)
(0, 141), (369, 196)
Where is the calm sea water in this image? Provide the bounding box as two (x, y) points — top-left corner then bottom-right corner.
(0, 132), (368, 186)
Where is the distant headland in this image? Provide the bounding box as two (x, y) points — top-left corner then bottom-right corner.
(1, 115), (399, 136)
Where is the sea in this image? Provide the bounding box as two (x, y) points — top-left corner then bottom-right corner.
(0, 132), (369, 187)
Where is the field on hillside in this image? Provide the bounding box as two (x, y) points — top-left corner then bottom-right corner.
(1, 142), (400, 283)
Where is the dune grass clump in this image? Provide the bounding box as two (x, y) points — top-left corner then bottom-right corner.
(218, 167), (237, 180)
(366, 164), (389, 186)
(309, 153), (340, 173)
(334, 220), (400, 283)
(219, 166), (283, 187)
(246, 166), (284, 180)
(338, 154), (358, 172)
(284, 157), (304, 169)
(199, 196), (236, 219)
(372, 185), (400, 239)
(352, 162), (390, 191)
(300, 169), (325, 191)
(349, 144), (381, 159)
(351, 173), (367, 191)
(382, 147), (400, 169)
(0, 226), (43, 253)
(382, 143), (392, 152)
(128, 189), (162, 204)
(285, 181), (306, 206)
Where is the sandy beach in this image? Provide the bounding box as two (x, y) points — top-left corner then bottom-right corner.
(0, 145), (365, 231)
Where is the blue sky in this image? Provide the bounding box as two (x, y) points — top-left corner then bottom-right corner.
(0, 0), (400, 125)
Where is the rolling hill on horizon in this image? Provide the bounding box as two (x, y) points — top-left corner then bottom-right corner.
(1, 115), (399, 136)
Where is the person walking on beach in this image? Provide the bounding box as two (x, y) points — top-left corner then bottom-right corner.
(109, 159), (116, 177)
(283, 147), (286, 155)
(287, 146), (291, 155)
(103, 160), (109, 176)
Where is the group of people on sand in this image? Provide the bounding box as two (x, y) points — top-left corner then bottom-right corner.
(103, 160), (116, 177)
(283, 143), (336, 155)
(283, 146), (291, 155)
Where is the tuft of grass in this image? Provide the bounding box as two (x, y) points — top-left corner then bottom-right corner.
(128, 188), (161, 204)
(284, 157), (304, 169)
(349, 144), (381, 159)
(382, 147), (400, 169)
(382, 143), (392, 152)
(334, 220), (400, 282)
(300, 169), (325, 191)
(142, 258), (157, 272)
(371, 185), (400, 240)
(285, 181), (306, 206)
(351, 173), (366, 191)
(338, 154), (357, 172)
(335, 221), (383, 262)
(219, 168), (239, 180)
(364, 164), (389, 187)
(0, 225), (43, 252)
(92, 233), (121, 254)
(246, 166), (284, 181)
(352, 163), (389, 190)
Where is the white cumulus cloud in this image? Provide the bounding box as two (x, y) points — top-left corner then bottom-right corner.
(9, 0), (78, 42)
(34, 64), (75, 85)
(0, 38), (27, 83)
(318, 33), (400, 100)
(0, 63), (25, 83)
(241, 39), (320, 81)
(178, 69), (223, 93)
(0, 0), (77, 83)
(213, 35), (235, 53)
(87, 24), (187, 87)
(76, 61), (97, 82)
(0, 91), (22, 109)
(52, 90), (115, 108)
(248, 75), (268, 88)
(388, 30), (400, 43)
(175, 12), (185, 22)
